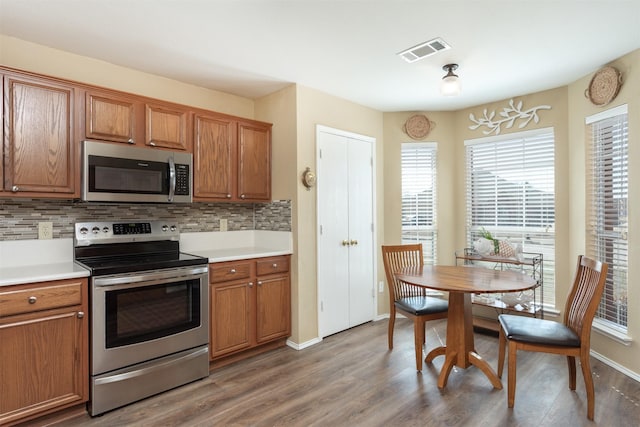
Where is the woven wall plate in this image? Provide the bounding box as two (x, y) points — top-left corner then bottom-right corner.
(403, 114), (433, 140)
(585, 66), (622, 106)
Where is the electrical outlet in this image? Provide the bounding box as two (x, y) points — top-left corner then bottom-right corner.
(219, 218), (228, 232)
(378, 281), (384, 293)
(38, 222), (53, 240)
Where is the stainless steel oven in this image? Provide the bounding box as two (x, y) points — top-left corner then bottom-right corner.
(74, 221), (209, 416)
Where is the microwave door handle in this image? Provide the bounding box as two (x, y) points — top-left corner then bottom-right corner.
(168, 156), (176, 202)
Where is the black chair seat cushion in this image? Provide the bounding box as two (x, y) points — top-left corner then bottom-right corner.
(395, 296), (448, 316)
(499, 314), (580, 347)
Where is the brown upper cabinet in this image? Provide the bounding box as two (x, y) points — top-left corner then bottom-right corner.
(3, 71), (78, 197)
(194, 114), (271, 202)
(85, 90), (138, 144)
(145, 103), (190, 151)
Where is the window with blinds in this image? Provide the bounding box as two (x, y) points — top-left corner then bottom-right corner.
(401, 142), (437, 264)
(465, 128), (556, 307)
(586, 104), (628, 331)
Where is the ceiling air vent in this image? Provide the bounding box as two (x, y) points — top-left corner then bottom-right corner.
(397, 37), (451, 63)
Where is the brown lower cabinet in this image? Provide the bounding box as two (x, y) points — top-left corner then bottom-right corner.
(209, 255), (291, 365)
(0, 278), (89, 426)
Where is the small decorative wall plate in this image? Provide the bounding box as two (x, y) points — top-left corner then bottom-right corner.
(403, 114), (433, 140)
(585, 66), (622, 106)
(302, 167), (316, 190)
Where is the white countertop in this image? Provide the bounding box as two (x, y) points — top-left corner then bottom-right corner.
(0, 231), (292, 286)
(0, 238), (90, 286)
(180, 230), (293, 263)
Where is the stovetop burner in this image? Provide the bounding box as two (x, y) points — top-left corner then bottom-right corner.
(73, 221), (208, 276)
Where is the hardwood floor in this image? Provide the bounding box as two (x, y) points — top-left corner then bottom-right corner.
(55, 318), (639, 427)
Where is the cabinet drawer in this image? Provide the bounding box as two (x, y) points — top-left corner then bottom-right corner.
(257, 256), (290, 276)
(209, 261), (252, 283)
(0, 281), (83, 317)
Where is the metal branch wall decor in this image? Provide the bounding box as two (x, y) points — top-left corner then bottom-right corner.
(468, 99), (551, 135)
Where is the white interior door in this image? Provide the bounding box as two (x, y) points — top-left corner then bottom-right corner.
(317, 127), (374, 338)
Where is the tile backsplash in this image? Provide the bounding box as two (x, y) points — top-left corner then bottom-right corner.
(0, 199), (291, 240)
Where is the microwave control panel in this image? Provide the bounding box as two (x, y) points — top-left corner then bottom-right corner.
(175, 164), (190, 195)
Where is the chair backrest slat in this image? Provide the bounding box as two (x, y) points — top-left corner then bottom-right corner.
(381, 244), (425, 302)
(564, 255), (608, 344)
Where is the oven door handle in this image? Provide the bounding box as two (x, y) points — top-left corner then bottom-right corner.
(93, 266), (208, 287)
(93, 346), (209, 386)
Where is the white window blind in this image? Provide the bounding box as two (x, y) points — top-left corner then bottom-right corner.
(586, 104), (628, 331)
(401, 142), (437, 264)
(465, 128), (556, 307)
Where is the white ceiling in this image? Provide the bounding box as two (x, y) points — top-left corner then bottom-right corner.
(1, 0), (639, 112)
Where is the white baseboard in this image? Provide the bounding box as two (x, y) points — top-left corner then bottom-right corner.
(590, 350), (640, 383)
(286, 337), (322, 351)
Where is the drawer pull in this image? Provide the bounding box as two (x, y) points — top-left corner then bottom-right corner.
(77, 311), (85, 319)
(12, 185), (19, 192)
(28, 296), (37, 304)
(272, 263), (278, 268)
(230, 268), (236, 274)
(258, 281), (263, 286)
(248, 282), (253, 288)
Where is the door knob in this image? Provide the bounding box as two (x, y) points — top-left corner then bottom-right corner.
(342, 240), (350, 246)
(350, 240), (359, 246)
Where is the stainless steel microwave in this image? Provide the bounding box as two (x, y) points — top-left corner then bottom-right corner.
(82, 140), (193, 203)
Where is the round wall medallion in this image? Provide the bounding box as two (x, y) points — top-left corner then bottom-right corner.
(403, 114), (433, 140)
(585, 66), (622, 106)
(302, 167), (316, 190)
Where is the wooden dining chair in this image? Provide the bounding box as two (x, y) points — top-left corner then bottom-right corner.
(497, 255), (608, 420)
(381, 244), (448, 371)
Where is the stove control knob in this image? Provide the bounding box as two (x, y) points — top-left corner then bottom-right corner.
(79, 227), (88, 235)
(102, 227), (109, 233)
(170, 225), (177, 232)
(162, 225), (169, 232)
(92, 227), (100, 234)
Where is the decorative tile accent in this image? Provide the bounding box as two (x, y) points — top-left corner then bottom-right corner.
(0, 199), (291, 241)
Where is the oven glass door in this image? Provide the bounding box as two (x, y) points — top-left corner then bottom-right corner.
(105, 279), (200, 348)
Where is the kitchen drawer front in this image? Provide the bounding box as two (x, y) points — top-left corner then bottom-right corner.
(209, 260), (253, 283)
(0, 280), (84, 317)
(257, 256), (290, 276)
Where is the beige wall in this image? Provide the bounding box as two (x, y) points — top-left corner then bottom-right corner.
(0, 35), (254, 118)
(293, 85), (384, 343)
(567, 49), (639, 375)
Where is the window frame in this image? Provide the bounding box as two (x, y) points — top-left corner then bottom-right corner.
(464, 127), (556, 308)
(401, 142), (437, 265)
(586, 104), (629, 336)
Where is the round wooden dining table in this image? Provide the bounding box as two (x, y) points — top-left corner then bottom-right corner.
(395, 265), (538, 389)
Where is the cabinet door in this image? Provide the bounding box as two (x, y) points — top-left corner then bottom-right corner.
(237, 121), (271, 201)
(3, 74), (76, 195)
(210, 281), (253, 358)
(86, 91), (138, 144)
(256, 274), (290, 343)
(0, 309), (87, 425)
(193, 114), (236, 200)
(145, 103), (189, 150)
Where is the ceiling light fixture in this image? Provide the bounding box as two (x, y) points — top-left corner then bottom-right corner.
(441, 63), (461, 96)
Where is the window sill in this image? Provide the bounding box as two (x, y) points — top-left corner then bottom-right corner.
(593, 319), (632, 346)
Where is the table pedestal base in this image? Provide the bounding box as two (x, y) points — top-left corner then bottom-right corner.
(426, 293), (502, 389)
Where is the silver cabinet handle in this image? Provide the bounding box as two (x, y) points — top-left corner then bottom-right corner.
(240, 194), (246, 199)
(230, 268), (236, 274)
(272, 263), (278, 268)
(12, 185), (19, 192)
(149, 141), (156, 147)
(77, 311), (85, 319)
(258, 281), (263, 286)
(226, 194), (232, 198)
(127, 138), (134, 144)
(248, 282), (254, 288)
(28, 296), (37, 304)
